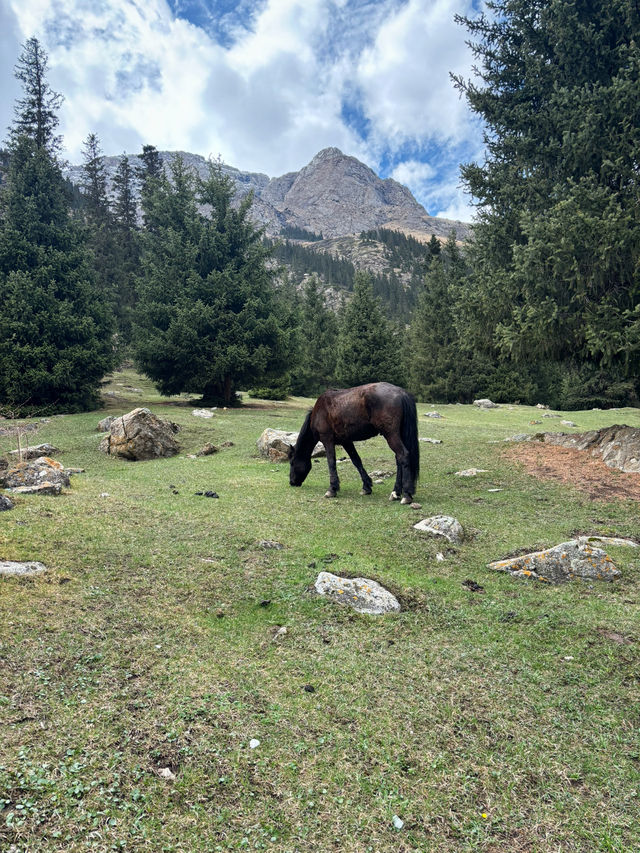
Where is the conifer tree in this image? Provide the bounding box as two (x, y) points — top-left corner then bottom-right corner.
(0, 40), (114, 415)
(292, 276), (338, 395)
(9, 37), (63, 155)
(110, 155), (140, 343)
(134, 157), (294, 404)
(336, 271), (401, 387)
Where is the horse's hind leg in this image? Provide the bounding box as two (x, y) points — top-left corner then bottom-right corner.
(343, 441), (373, 495)
(384, 433), (414, 504)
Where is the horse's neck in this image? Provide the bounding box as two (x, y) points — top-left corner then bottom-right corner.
(297, 419), (318, 457)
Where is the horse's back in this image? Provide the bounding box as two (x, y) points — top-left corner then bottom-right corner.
(312, 383), (409, 442)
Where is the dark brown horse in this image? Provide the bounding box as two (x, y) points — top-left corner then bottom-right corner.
(289, 382), (419, 503)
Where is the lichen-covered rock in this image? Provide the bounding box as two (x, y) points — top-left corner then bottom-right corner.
(257, 428), (325, 462)
(414, 515), (465, 544)
(488, 539), (621, 584)
(314, 571), (400, 614)
(99, 408), (180, 460)
(8, 483), (62, 496)
(3, 457), (70, 490)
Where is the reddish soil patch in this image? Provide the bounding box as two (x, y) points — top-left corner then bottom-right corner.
(504, 442), (640, 502)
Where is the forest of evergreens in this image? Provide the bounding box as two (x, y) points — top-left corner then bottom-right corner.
(1, 0), (639, 414)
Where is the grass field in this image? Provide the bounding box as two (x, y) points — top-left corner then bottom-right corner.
(1, 370), (639, 852)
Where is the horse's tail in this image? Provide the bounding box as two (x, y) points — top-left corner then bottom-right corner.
(401, 391), (420, 484)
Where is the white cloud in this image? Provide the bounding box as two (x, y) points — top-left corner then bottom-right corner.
(1, 0), (483, 217)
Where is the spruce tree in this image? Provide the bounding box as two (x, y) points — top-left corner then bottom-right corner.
(134, 157), (293, 404)
(9, 37), (63, 155)
(336, 271), (401, 387)
(453, 0), (640, 406)
(110, 155), (140, 343)
(292, 275), (338, 395)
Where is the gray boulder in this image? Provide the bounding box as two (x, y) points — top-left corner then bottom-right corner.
(488, 538), (621, 584)
(99, 408), (180, 460)
(97, 416), (115, 432)
(7, 443), (60, 460)
(0, 494), (14, 511)
(414, 515), (465, 544)
(257, 428), (325, 462)
(314, 571), (401, 614)
(474, 398), (499, 409)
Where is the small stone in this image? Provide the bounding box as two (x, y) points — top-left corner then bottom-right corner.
(157, 767), (176, 781)
(249, 739), (260, 749)
(409, 502), (422, 510)
(487, 488), (504, 493)
(196, 443), (219, 456)
(424, 411), (443, 418)
(436, 552), (445, 562)
(272, 626), (288, 641)
(258, 539), (284, 550)
(414, 515), (465, 545)
(419, 437), (442, 444)
(192, 408), (216, 418)
(392, 815), (404, 830)
(0, 495), (14, 511)
(561, 420), (577, 427)
(454, 468), (488, 477)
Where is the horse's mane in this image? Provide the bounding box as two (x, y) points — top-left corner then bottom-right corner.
(297, 410), (313, 445)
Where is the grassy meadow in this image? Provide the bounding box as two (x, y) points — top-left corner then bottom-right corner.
(1, 370), (639, 852)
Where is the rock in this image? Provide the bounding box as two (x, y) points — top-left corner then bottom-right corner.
(7, 482), (62, 496)
(196, 443), (219, 456)
(7, 443), (60, 460)
(192, 408), (216, 418)
(97, 416), (115, 432)
(454, 468), (488, 477)
(488, 539), (621, 584)
(256, 428), (324, 462)
(414, 515), (465, 544)
(424, 411), (443, 418)
(541, 425), (640, 473)
(314, 571), (401, 614)
(3, 457), (70, 490)
(0, 560), (47, 576)
(536, 403), (549, 409)
(581, 535), (638, 548)
(420, 437), (442, 444)
(258, 539), (284, 549)
(99, 408), (180, 460)
(503, 434), (535, 442)
(542, 413), (561, 418)
(157, 767), (176, 781)
(474, 398), (499, 409)
(560, 420), (578, 427)
(0, 495), (14, 511)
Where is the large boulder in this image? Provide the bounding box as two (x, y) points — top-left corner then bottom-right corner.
(257, 428), (325, 462)
(542, 425), (640, 473)
(314, 571), (401, 614)
(2, 456), (70, 490)
(99, 408), (180, 460)
(489, 538), (621, 584)
(474, 398), (500, 409)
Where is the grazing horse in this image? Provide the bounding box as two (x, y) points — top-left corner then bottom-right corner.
(289, 382), (419, 504)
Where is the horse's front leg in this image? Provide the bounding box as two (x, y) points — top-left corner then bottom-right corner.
(343, 441), (373, 495)
(323, 439), (340, 498)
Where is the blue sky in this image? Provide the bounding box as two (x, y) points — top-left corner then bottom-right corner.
(0, 0), (485, 220)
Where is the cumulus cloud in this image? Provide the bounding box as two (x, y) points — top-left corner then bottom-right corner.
(1, 0), (483, 219)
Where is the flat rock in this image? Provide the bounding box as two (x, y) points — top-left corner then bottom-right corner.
(196, 443), (219, 456)
(0, 560), (47, 576)
(474, 399), (499, 409)
(488, 539), (621, 584)
(99, 408), (180, 460)
(0, 495), (14, 511)
(424, 411), (443, 418)
(7, 443), (60, 460)
(314, 571), (400, 614)
(257, 428), (324, 462)
(454, 468), (488, 477)
(541, 425), (640, 473)
(420, 437), (442, 444)
(192, 408), (216, 418)
(414, 515), (465, 544)
(8, 482), (62, 496)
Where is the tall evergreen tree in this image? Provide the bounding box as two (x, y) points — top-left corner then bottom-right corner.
(110, 154), (140, 343)
(136, 144), (163, 228)
(453, 0), (640, 406)
(134, 156), (294, 404)
(336, 271), (402, 387)
(9, 37), (63, 155)
(79, 133), (109, 223)
(291, 275), (338, 396)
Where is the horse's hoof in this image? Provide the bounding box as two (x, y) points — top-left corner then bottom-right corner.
(325, 490), (337, 498)
(361, 488), (372, 496)
(400, 496), (412, 505)
(389, 491), (400, 501)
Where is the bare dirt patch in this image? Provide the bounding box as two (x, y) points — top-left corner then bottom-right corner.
(504, 442), (640, 502)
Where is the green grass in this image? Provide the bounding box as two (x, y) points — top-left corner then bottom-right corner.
(1, 370), (639, 852)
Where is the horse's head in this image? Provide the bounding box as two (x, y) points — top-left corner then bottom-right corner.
(289, 444), (312, 486)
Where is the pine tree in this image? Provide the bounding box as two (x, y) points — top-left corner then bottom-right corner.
(453, 0), (640, 406)
(9, 37), (63, 155)
(110, 155), (140, 344)
(134, 156), (294, 404)
(336, 271), (401, 387)
(79, 133), (109, 223)
(136, 144), (163, 228)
